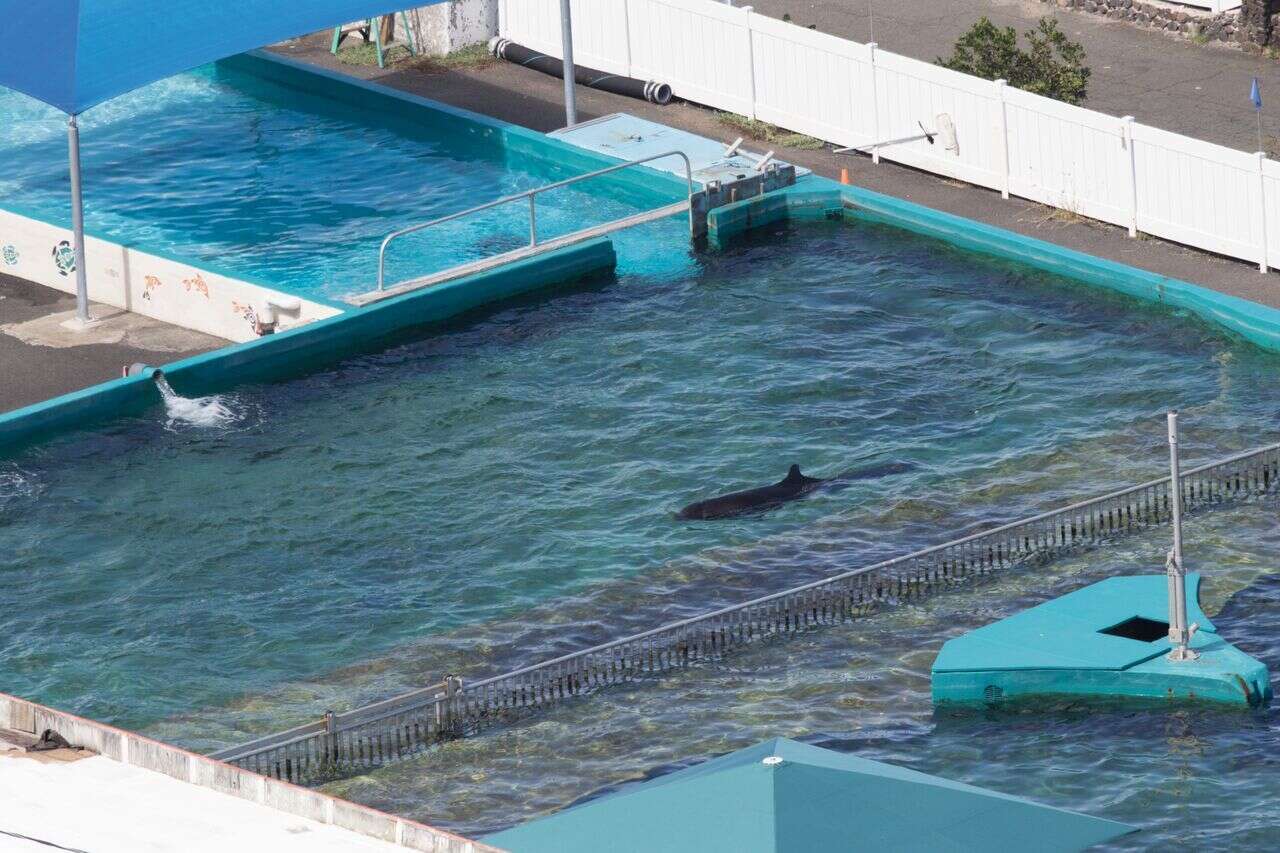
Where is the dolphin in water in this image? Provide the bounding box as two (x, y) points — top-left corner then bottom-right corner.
(676, 461), (913, 520)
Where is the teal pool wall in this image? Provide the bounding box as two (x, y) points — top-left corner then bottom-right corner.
(708, 176), (1280, 353)
(0, 238), (616, 451)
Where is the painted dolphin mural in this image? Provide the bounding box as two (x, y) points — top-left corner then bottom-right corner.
(676, 461), (913, 520)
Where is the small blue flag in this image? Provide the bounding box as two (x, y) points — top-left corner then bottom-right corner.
(1252, 77), (1263, 112)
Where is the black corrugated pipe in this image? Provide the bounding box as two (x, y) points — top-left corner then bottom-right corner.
(489, 37), (673, 105)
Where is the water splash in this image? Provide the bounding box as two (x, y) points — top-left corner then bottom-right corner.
(154, 374), (240, 431)
(0, 464), (36, 508)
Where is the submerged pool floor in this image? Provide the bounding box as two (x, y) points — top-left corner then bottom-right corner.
(2, 222), (1279, 848)
(0, 62), (686, 301)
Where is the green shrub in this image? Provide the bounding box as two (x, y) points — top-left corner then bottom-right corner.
(938, 17), (1090, 105)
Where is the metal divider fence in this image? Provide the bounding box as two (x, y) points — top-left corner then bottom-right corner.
(212, 442), (1280, 784)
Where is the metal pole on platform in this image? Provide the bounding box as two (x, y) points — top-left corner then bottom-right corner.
(1166, 411), (1197, 662)
(66, 115), (94, 328)
(559, 0), (578, 128)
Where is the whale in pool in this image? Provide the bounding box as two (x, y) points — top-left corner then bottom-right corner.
(676, 461), (913, 520)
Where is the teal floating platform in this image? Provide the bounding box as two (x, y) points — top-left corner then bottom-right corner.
(932, 575), (1272, 707)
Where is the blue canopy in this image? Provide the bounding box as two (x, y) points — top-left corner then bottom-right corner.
(0, 1), (443, 115)
(486, 738), (1137, 852)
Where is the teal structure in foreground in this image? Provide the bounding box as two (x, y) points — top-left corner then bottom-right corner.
(485, 738), (1135, 852)
(932, 574), (1272, 707)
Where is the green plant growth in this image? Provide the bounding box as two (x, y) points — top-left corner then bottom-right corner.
(408, 43), (498, 74)
(336, 41), (496, 73)
(715, 113), (825, 149)
(938, 17), (1090, 105)
(335, 40), (412, 67)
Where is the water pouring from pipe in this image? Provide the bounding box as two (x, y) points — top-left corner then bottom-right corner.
(150, 370), (239, 430)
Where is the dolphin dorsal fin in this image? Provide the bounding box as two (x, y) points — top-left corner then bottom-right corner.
(783, 464), (804, 484)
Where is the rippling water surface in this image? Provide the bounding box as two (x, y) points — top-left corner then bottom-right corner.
(2, 222), (1279, 849)
(0, 63), (687, 300)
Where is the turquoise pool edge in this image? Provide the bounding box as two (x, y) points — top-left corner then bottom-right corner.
(708, 175), (1280, 353)
(0, 237), (617, 452)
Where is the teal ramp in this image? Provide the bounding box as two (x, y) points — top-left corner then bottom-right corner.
(485, 737), (1134, 852)
(932, 574), (1272, 707)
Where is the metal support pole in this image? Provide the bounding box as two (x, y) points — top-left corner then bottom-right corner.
(66, 115), (93, 327)
(559, 0), (578, 128)
(1166, 411), (1197, 662)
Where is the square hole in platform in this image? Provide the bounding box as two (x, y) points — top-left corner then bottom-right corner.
(1099, 616), (1170, 642)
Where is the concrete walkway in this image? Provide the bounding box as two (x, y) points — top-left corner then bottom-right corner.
(272, 35), (1280, 313)
(0, 274), (224, 414)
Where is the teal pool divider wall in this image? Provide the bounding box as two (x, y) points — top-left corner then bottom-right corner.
(0, 238), (616, 452)
(708, 175), (1280, 353)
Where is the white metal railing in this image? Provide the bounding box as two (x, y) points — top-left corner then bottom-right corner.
(499, 0), (1278, 274)
(375, 150), (696, 291)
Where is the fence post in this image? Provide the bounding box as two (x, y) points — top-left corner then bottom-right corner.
(743, 7), (758, 120)
(1121, 116), (1138, 239)
(1257, 150), (1270, 274)
(867, 42), (880, 164)
(995, 78), (1010, 200)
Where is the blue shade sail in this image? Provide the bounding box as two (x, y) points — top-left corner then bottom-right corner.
(0, 1), (445, 114)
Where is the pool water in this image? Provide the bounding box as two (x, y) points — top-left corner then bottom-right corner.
(0, 62), (687, 301)
(323, 503), (1280, 851)
(2, 221), (1279, 848)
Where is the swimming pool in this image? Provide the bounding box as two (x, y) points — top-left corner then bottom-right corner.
(0, 54), (686, 305)
(2, 216), (1278, 847)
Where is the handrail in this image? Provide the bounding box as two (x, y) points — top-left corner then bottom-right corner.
(376, 150), (695, 291)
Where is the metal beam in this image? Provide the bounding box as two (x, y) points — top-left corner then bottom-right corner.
(66, 115), (94, 327)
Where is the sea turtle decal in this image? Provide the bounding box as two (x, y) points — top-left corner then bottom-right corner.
(1, 244), (17, 267)
(52, 240), (75, 276)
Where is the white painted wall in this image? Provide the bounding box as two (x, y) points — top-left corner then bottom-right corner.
(0, 208), (342, 343)
(499, 0), (1280, 273)
(398, 0), (499, 56)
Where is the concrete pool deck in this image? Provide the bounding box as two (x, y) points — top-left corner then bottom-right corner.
(270, 33), (1280, 315)
(0, 273), (225, 414)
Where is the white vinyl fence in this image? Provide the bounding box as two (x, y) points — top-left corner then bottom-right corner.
(499, 0), (1278, 273)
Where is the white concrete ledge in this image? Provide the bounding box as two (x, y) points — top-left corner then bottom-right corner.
(0, 690), (499, 853)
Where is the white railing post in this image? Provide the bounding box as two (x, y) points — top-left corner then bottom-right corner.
(743, 7), (757, 120)
(1165, 411), (1198, 663)
(621, 0), (634, 77)
(867, 42), (880, 164)
(1121, 116), (1138, 239)
(995, 78), (1010, 200)
(1256, 151), (1270, 274)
